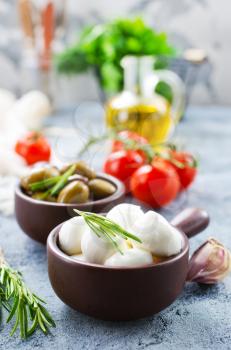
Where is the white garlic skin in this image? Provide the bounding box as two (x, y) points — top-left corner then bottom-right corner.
(133, 211), (182, 257)
(106, 203), (144, 232)
(104, 248), (153, 267)
(59, 216), (88, 255)
(81, 229), (120, 265)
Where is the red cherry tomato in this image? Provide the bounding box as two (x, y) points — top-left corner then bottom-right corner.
(104, 150), (145, 191)
(168, 150), (197, 189)
(15, 131), (51, 165)
(130, 159), (180, 207)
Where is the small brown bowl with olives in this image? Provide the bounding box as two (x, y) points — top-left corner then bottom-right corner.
(15, 161), (125, 244)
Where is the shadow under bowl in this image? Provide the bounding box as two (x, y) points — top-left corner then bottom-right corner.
(15, 173), (125, 244)
(47, 224), (189, 321)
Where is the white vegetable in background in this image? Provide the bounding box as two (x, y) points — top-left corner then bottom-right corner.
(7, 90), (52, 130)
(106, 203), (144, 232)
(81, 228), (122, 265)
(0, 147), (26, 177)
(59, 216), (88, 255)
(0, 89), (16, 126)
(133, 211), (182, 257)
(104, 248), (153, 267)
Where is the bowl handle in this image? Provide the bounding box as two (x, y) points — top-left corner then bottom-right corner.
(170, 208), (209, 238)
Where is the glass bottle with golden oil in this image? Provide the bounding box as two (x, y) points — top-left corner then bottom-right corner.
(105, 56), (185, 146)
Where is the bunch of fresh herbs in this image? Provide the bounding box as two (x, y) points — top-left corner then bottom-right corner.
(55, 17), (176, 101)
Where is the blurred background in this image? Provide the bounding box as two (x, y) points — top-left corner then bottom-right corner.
(0, 0), (230, 108)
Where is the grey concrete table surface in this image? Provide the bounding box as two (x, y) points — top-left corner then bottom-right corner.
(0, 106), (231, 350)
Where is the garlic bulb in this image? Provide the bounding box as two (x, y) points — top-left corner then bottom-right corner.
(187, 238), (231, 284)
(7, 90), (51, 130)
(106, 203), (144, 232)
(59, 216), (88, 255)
(81, 229), (120, 265)
(104, 248), (153, 267)
(133, 211), (182, 257)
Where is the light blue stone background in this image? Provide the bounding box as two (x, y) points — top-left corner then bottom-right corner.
(0, 106), (230, 349)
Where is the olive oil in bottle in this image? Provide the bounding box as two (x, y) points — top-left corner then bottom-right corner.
(105, 56), (183, 146)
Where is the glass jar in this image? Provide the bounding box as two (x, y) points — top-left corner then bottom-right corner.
(105, 56), (185, 145)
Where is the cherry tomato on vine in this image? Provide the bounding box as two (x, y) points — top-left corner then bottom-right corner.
(104, 150), (145, 191)
(130, 159), (180, 207)
(15, 131), (51, 165)
(168, 150), (197, 190)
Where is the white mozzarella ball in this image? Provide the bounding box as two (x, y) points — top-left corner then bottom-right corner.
(71, 254), (86, 262)
(104, 248), (153, 267)
(59, 216), (88, 255)
(106, 203), (144, 232)
(133, 211), (182, 257)
(81, 229), (119, 265)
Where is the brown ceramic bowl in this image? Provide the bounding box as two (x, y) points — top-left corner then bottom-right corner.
(15, 173), (125, 244)
(47, 208), (209, 321)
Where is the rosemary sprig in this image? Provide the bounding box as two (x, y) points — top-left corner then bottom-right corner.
(0, 251), (55, 339)
(76, 128), (156, 162)
(29, 176), (62, 192)
(50, 164), (76, 196)
(74, 209), (142, 254)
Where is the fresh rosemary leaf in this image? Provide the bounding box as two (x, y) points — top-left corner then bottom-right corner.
(37, 312), (47, 334)
(10, 310), (19, 337)
(27, 315), (38, 337)
(29, 176), (61, 192)
(50, 164), (76, 196)
(19, 301), (26, 339)
(6, 295), (19, 323)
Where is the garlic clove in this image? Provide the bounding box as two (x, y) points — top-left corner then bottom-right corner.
(104, 248), (153, 267)
(59, 216), (88, 255)
(133, 211), (182, 257)
(106, 203), (144, 232)
(187, 238), (231, 284)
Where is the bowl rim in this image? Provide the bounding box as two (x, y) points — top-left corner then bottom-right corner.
(47, 222), (189, 271)
(15, 172), (125, 207)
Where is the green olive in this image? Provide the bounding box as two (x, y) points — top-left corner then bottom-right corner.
(57, 181), (89, 204)
(88, 179), (116, 199)
(68, 174), (88, 185)
(32, 192), (56, 202)
(61, 161), (96, 180)
(21, 167), (60, 191)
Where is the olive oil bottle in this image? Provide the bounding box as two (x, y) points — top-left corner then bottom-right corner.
(105, 56), (185, 146)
